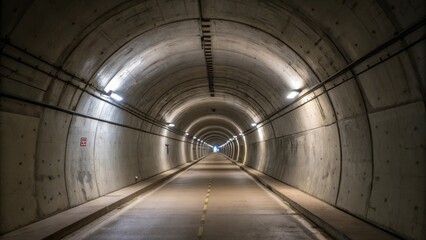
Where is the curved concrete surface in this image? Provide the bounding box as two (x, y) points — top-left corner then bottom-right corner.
(0, 0), (425, 239)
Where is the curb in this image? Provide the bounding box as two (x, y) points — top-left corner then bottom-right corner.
(1, 157), (206, 240)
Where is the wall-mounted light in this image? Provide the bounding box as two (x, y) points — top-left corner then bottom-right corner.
(239, 133), (243, 136)
(103, 91), (123, 101)
(251, 123), (257, 127)
(110, 93), (123, 101)
(193, 136), (197, 139)
(185, 132), (189, 136)
(168, 123), (175, 127)
(286, 90), (300, 99)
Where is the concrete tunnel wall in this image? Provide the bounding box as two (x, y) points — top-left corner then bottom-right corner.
(1, 93), (211, 233)
(0, 0), (425, 239)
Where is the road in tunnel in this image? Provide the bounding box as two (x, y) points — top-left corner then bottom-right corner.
(65, 153), (329, 240)
(0, 0), (425, 239)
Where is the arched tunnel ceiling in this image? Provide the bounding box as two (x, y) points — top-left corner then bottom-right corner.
(74, 2), (327, 145)
(2, 0), (423, 146)
(84, 16), (320, 140)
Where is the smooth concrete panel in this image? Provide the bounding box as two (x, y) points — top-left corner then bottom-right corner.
(357, 52), (423, 111)
(0, 0), (33, 37)
(367, 102), (425, 239)
(6, 0), (129, 63)
(35, 109), (71, 218)
(136, 133), (196, 181)
(137, 134), (168, 179)
(94, 123), (141, 196)
(75, 93), (105, 118)
(0, 97), (43, 118)
(0, 111), (39, 233)
(336, 115), (372, 216)
(0, 54), (47, 103)
(271, 138), (290, 182)
(245, 124), (340, 205)
(272, 94), (335, 139)
(245, 142), (263, 171)
(98, 103), (141, 129)
(57, 85), (79, 110)
(279, 124), (340, 205)
(327, 78), (366, 120)
(183, 141), (192, 162)
(299, 0), (395, 61)
(237, 144), (245, 163)
(261, 139), (278, 176)
(407, 40), (425, 83)
(65, 116), (100, 207)
(44, 79), (67, 106)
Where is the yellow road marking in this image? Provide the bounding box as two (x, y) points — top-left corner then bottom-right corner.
(197, 226), (204, 237)
(197, 181), (213, 239)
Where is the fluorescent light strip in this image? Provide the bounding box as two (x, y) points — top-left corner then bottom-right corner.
(286, 90), (300, 99)
(110, 93), (123, 101)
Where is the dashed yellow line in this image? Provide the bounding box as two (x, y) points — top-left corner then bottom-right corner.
(197, 226), (204, 237)
(197, 180), (212, 239)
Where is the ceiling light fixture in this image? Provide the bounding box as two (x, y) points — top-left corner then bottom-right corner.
(251, 123), (257, 127)
(110, 92), (123, 101)
(286, 90), (300, 99)
(168, 123), (175, 127)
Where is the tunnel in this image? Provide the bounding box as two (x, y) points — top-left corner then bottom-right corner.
(0, 0), (425, 239)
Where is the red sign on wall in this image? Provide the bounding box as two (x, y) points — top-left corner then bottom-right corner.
(80, 137), (87, 147)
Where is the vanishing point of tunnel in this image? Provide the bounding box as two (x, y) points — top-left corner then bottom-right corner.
(0, 1), (425, 239)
